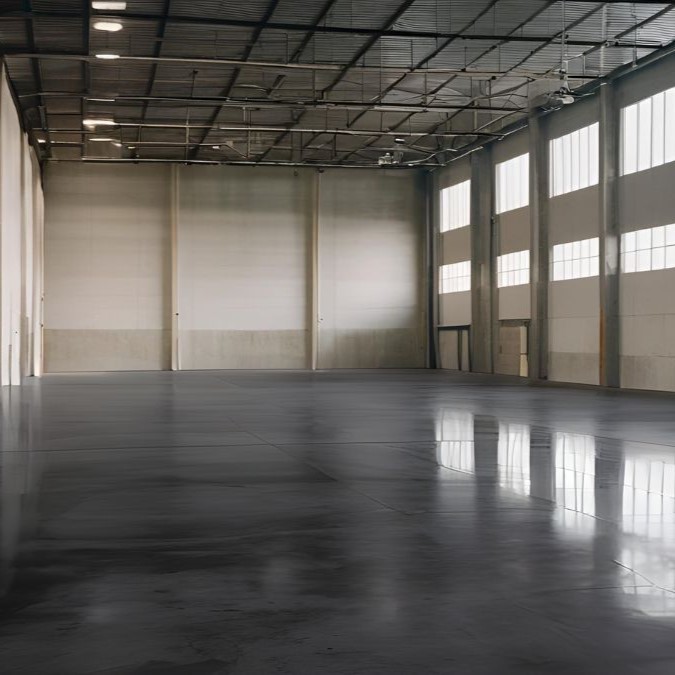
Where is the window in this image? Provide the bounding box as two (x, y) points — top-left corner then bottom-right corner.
(549, 123), (599, 196)
(497, 250), (529, 288)
(495, 153), (529, 214)
(621, 224), (675, 273)
(551, 237), (600, 281)
(440, 179), (471, 232)
(621, 87), (675, 175)
(439, 261), (471, 293)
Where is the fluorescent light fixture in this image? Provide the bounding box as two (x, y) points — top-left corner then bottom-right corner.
(37, 139), (46, 144)
(91, 1), (127, 9)
(93, 21), (123, 32)
(95, 53), (120, 60)
(112, 142), (123, 148)
(89, 137), (115, 142)
(87, 97), (116, 102)
(83, 118), (116, 127)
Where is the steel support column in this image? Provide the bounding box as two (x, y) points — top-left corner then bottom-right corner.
(599, 83), (621, 387)
(470, 147), (494, 373)
(528, 113), (549, 380)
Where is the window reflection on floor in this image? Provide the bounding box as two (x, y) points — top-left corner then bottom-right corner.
(498, 423), (530, 495)
(555, 432), (596, 519)
(435, 411), (474, 474)
(623, 455), (675, 538)
(619, 450), (675, 616)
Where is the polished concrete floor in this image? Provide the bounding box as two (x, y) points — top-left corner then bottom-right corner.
(1, 369), (675, 674)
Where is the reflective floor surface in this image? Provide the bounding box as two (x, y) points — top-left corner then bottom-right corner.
(1, 369), (675, 674)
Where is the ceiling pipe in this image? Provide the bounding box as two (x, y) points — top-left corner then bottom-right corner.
(45, 157), (437, 168)
(7, 53), (599, 80)
(38, 123), (503, 138)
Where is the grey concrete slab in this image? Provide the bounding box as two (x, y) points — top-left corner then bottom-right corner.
(1, 370), (675, 674)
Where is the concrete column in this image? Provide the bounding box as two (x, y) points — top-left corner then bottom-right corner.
(170, 165), (180, 371)
(528, 113), (549, 380)
(426, 170), (438, 368)
(470, 147), (494, 373)
(599, 83), (621, 388)
(309, 170), (321, 370)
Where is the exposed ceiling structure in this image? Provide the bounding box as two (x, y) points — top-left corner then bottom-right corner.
(2, 0), (675, 167)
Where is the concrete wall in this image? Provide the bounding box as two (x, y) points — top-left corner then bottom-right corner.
(543, 97), (602, 386)
(436, 159), (472, 333)
(317, 170), (425, 368)
(615, 55), (675, 391)
(44, 164), (171, 372)
(44, 164), (425, 372)
(548, 279), (600, 385)
(617, 163), (675, 391)
(178, 166), (311, 369)
(547, 185), (600, 385)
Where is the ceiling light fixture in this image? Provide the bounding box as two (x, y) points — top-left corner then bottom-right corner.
(91, 1), (127, 9)
(95, 53), (120, 60)
(83, 118), (116, 127)
(89, 137), (115, 141)
(93, 21), (123, 32)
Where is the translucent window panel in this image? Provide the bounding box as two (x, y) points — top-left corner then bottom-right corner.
(495, 153), (529, 214)
(621, 87), (675, 175)
(666, 89), (675, 164)
(440, 179), (471, 232)
(439, 260), (471, 294)
(621, 224), (675, 274)
(637, 97), (653, 172)
(550, 237), (599, 281)
(622, 103), (638, 175)
(497, 249), (530, 287)
(549, 123), (599, 197)
(588, 122), (599, 185)
(652, 92), (665, 167)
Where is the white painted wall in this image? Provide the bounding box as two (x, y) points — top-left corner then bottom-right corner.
(1, 69), (23, 385)
(318, 169), (425, 368)
(44, 164), (426, 372)
(44, 163), (171, 372)
(549, 279), (600, 385)
(0, 67), (42, 385)
(615, 58), (675, 391)
(177, 166), (312, 369)
(435, 159), (472, 351)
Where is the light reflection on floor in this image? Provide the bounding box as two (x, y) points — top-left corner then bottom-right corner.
(434, 408), (675, 617)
